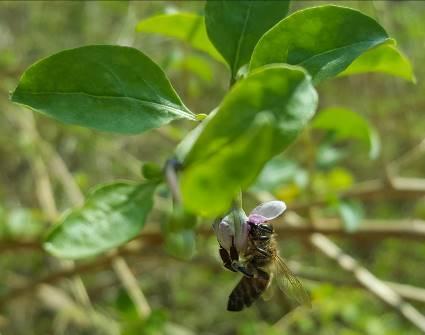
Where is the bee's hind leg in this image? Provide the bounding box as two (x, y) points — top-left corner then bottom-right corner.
(219, 246), (237, 272)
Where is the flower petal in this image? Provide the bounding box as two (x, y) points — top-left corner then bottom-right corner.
(250, 200), (286, 221)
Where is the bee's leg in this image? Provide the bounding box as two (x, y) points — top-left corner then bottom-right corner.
(231, 262), (254, 278)
(219, 246), (237, 272)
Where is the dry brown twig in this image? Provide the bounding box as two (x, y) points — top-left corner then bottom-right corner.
(311, 233), (425, 332)
(288, 176), (425, 212)
(2, 216), (425, 255)
(0, 240), (154, 310)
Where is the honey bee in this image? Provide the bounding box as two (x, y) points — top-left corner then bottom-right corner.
(214, 201), (310, 311)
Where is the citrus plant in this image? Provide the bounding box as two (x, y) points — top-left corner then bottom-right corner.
(10, 2), (413, 260)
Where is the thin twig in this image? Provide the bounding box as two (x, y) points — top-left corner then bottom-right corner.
(0, 241), (155, 309)
(288, 261), (425, 304)
(111, 257), (151, 318)
(256, 192), (425, 333)
(17, 112), (93, 310)
(273, 216), (425, 241)
(310, 233), (425, 332)
(289, 176), (425, 211)
(37, 133), (153, 319)
(2, 216), (425, 255)
(165, 158), (183, 205)
(388, 137), (425, 173)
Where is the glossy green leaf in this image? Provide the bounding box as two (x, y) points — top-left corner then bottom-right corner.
(340, 41), (415, 82)
(11, 45), (195, 134)
(44, 182), (157, 259)
(181, 65), (318, 216)
(136, 12), (223, 62)
(182, 113), (274, 216)
(250, 5), (391, 84)
(205, 0), (290, 79)
(312, 107), (380, 159)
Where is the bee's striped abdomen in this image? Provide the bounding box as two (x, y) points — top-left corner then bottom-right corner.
(227, 270), (270, 311)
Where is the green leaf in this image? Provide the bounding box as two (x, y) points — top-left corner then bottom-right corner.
(11, 45), (195, 134)
(338, 200), (364, 232)
(205, 0), (290, 79)
(251, 158), (300, 192)
(181, 65), (317, 216)
(182, 113), (274, 216)
(340, 41), (415, 82)
(312, 107), (380, 159)
(170, 54), (214, 83)
(162, 207), (197, 261)
(316, 143), (346, 169)
(44, 181), (157, 259)
(164, 230), (196, 261)
(141, 162), (164, 182)
(136, 12), (223, 62)
(250, 5), (391, 84)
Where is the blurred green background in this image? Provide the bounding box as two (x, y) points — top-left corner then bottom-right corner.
(0, 1), (424, 334)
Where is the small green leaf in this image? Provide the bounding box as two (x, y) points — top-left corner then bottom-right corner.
(195, 113), (208, 121)
(136, 12), (223, 62)
(163, 206), (198, 232)
(162, 206), (197, 260)
(44, 182), (157, 259)
(11, 45), (195, 134)
(340, 41), (415, 82)
(250, 5), (391, 84)
(171, 55), (214, 83)
(251, 158), (301, 192)
(312, 107), (380, 159)
(141, 162), (163, 181)
(181, 65), (317, 216)
(338, 200), (364, 232)
(205, 0), (290, 79)
(164, 230), (196, 261)
(316, 144), (346, 169)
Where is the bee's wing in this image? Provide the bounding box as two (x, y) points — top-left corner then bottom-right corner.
(261, 272), (275, 301)
(273, 255), (311, 307)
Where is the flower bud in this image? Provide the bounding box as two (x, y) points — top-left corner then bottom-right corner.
(212, 208), (248, 254)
